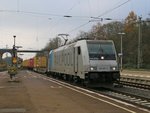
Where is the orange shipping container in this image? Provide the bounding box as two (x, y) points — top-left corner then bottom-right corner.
(34, 56), (47, 68)
(22, 59), (29, 67)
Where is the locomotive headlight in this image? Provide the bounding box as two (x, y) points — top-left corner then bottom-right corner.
(111, 66), (117, 71)
(101, 56), (104, 60)
(90, 66), (97, 71)
(112, 67), (116, 70)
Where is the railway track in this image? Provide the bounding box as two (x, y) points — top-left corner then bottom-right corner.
(120, 75), (150, 90)
(104, 75), (150, 109)
(41, 74), (150, 111)
(96, 88), (150, 110)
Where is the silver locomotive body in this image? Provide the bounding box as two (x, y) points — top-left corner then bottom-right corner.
(48, 40), (120, 86)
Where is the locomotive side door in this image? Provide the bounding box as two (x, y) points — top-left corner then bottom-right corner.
(74, 47), (78, 73)
(74, 46), (81, 73)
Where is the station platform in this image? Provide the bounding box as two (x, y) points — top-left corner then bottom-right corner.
(121, 69), (150, 80)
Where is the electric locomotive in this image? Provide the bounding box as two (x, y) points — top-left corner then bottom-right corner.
(48, 39), (120, 87)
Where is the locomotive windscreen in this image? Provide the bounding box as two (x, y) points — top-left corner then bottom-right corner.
(87, 41), (116, 60)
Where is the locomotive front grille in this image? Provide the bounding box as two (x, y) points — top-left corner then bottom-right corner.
(88, 72), (120, 83)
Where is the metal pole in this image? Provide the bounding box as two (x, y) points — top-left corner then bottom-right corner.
(12, 35), (17, 66)
(13, 35), (16, 46)
(120, 35), (123, 71)
(118, 32), (125, 71)
(137, 16), (142, 69)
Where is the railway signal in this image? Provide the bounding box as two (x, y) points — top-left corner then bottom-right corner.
(8, 35), (18, 80)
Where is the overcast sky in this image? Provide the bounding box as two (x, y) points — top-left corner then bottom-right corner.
(0, 0), (150, 59)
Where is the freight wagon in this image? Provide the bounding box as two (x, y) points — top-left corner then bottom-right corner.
(33, 56), (47, 73)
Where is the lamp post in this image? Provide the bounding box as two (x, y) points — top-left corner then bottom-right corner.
(118, 32), (125, 71)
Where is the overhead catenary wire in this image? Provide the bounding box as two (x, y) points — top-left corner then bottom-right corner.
(67, 0), (131, 34)
(0, 9), (90, 19)
(97, 0), (131, 17)
(46, 0), (83, 35)
(0, 0), (132, 39)
(67, 21), (90, 33)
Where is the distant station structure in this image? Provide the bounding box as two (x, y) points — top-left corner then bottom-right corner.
(0, 49), (12, 61)
(0, 36), (48, 64)
(0, 49), (47, 61)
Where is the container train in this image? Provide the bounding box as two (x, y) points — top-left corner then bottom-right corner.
(22, 40), (120, 87)
(22, 56), (47, 73)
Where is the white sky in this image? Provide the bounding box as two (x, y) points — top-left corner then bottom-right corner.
(0, 0), (150, 59)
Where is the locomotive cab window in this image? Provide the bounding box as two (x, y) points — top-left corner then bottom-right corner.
(87, 42), (116, 60)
